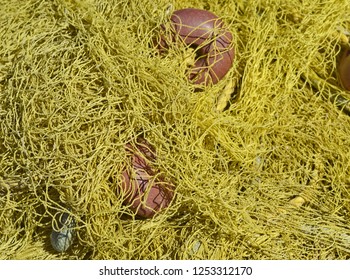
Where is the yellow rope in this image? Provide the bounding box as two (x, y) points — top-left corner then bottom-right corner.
(1, 0), (350, 259)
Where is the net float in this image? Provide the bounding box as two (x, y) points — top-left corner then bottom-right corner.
(50, 210), (75, 252)
(338, 48), (350, 90)
(157, 8), (235, 85)
(120, 138), (174, 218)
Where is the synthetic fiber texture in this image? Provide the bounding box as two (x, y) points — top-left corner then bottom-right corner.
(1, 0), (350, 259)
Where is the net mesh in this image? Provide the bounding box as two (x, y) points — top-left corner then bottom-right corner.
(1, 0), (350, 259)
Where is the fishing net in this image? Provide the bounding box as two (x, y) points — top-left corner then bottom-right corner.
(1, 0), (350, 260)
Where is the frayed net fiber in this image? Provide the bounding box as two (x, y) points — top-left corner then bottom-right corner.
(1, 0), (350, 260)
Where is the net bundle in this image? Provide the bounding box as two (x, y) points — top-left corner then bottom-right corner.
(1, 0), (350, 259)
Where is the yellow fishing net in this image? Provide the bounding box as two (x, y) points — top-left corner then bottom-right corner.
(1, 0), (350, 259)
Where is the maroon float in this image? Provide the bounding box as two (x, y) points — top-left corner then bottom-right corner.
(158, 8), (235, 85)
(121, 138), (174, 218)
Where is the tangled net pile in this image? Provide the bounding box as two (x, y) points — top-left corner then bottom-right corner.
(1, 0), (350, 259)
